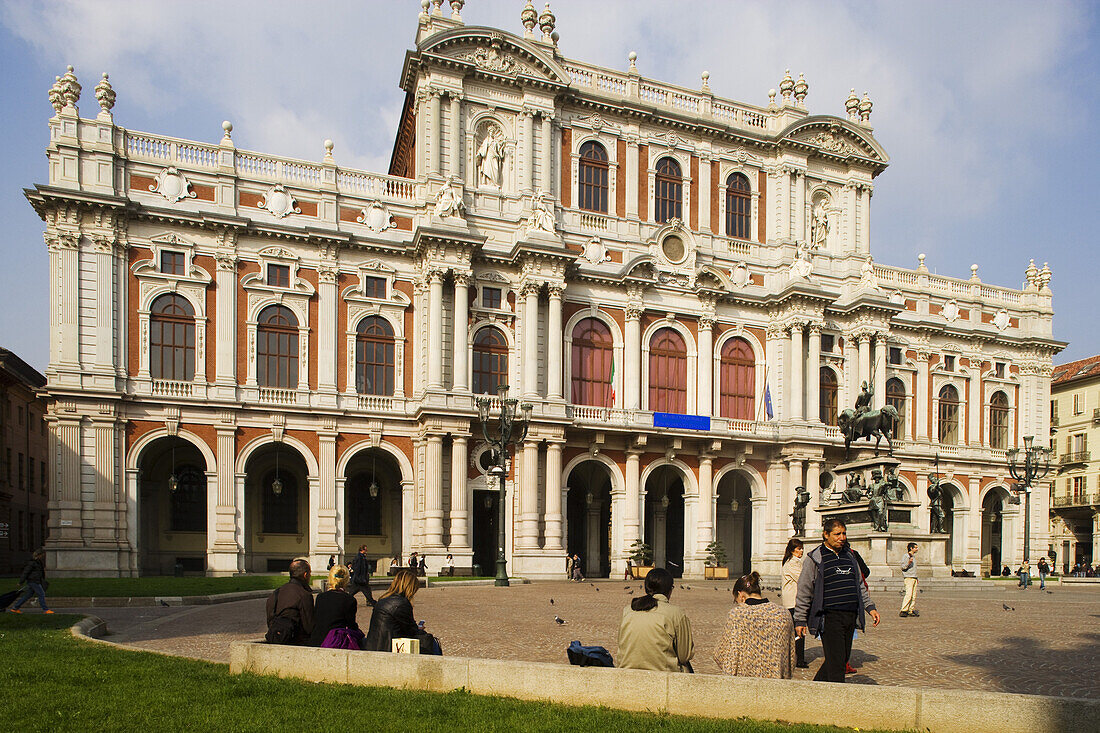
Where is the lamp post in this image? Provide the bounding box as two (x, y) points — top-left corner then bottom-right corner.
(1006, 435), (1051, 563)
(477, 384), (533, 587)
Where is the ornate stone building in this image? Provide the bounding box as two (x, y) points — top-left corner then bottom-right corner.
(27, 2), (1061, 577)
(1049, 355), (1100, 573)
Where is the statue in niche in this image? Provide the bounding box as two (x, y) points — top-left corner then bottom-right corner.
(810, 200), (829, 248)
(476, 123), (506, 187)
(789, 242), (813, 281)
(928, 474), (947, 534)
(867, 468), (890, 532)
(434, 178), (466, 219)
(791, 486), (810, 535)
(524, 190), (556, 234)
(841, 472), (866, 503)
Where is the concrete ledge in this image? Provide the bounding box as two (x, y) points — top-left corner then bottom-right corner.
(49, 589), (275, 608)
(69, 615), (108, 640)
(228, 641), (1100, 733)
(1060, 577), (1100, 585)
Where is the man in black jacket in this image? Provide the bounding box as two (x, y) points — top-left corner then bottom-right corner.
(348, 545), (376, 606)
(9, 549), (52, 614)
(265, 558), (314, 644)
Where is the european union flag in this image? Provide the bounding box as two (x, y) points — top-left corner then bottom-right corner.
(764, 383), (774, 420)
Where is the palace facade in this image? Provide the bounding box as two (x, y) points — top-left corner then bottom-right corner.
(27, 2), (1062, 578)
(1049, 355), (1100, 573)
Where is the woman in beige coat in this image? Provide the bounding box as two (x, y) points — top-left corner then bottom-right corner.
(781, 537), (808, 668)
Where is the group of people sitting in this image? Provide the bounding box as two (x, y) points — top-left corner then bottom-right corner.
(265, 558), (441, 654)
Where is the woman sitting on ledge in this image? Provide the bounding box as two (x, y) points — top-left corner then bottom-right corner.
(617, 567), (694, 672)
(713, 571), (796, 679)
(309, 565), (362, 648)
(363, 569), (441, 655)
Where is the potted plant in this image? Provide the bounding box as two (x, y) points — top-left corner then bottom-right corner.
(628, 540), (654, 579)
(704, 540), (729, 580)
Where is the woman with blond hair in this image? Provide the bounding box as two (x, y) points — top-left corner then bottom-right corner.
(363, 569), (440, 654)
(309, 564), (362, 647)
(713, 571), (796, 679)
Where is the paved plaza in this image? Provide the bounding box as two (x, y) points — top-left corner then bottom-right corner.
(73, 580), (1100, 700)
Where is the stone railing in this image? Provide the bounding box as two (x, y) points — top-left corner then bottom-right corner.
(151, 379), (194, 397)
(872, 263), (1024, 307)
(257, 387), (298, 405)
(125, 132), (221, 169)
(235, 151), (322, 186)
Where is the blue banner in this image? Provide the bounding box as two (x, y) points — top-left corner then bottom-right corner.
(652, 412), (711, 431)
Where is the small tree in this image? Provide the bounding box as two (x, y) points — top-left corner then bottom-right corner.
(628, 540), (653, 566)
(704, 540), (728, 568)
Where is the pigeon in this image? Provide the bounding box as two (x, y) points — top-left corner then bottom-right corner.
(595, 586), (600, 592)
(549, 598), (554, 605)
(554, 615), (565, 625)
(159, 600), (169, 607)
(1002, 603), (1014, 611)
(627, 590), (633, 594)
(1045, 590), (1053, 594)
(714, 587), (720, 591)
(624, 586), (631, 590)
(679, 584), (686, 590)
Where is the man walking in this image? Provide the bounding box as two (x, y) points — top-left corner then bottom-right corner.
(794, 519), (880, 682)
(1036, 557), (1050, 590)
(899, 543), (919, 617)
(348, 545), (376, 606)
(8, 549), (52, 614)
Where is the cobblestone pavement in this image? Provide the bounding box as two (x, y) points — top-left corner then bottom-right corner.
(69, 581), (1100, 699)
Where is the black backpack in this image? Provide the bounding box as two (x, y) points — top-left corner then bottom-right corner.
(265, 587), (301, 644)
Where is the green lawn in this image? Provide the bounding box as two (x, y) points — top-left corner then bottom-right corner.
(34, 575), (291, 598)
(0, 615), (898, 733)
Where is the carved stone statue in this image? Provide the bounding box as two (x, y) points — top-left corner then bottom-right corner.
(810, 201), (829, 247)
(791, 486), (810, 535)
(788, 242), (813, 281)
(928, 474), (947, 534)
(867, 468), (889, 532)
(860, 256), (879, 289)
(476, 124), (505, 187)
(524, 190), (556, 234)
(841, 472), (865, 503)
(433, 179), (466, 219)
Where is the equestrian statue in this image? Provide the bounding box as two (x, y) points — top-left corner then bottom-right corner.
(837, 381), (899, 458)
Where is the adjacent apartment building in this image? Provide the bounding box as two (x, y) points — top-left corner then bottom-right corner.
(0, 348), (49, 574)
(1049, 355), (1100, 573)
(26, 2), (1061, 577)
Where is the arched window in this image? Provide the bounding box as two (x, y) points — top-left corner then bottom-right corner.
(989, 390), (1010, 449)
(571, 318), (613, 407)
(649, 327), (687, 413)
(169, 464), (206, 532)
(886, 377), (906, 439)
(819, 368), (838, 425)
(355, 317), (395, 395)
(262, 469), (298, 534)
(725, 172), (751, 240)
(346, 469), (383, 536)
(257, 305), (298, 388)
(654, 157), (682, 223)
(719, 337), (755, 420)
(938, 385), (960, 444)
(578, 141), (609, 213)
(150, 294), (195, 381)
(473, 327), (508, 395)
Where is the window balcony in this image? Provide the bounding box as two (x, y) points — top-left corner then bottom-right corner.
(1060, 451), (1091, 466)
(1093, 408), (1100, 424)
(257, 387), (298, 405)
(151, 379), (194, 397)
(1053, 493), (1097, 508)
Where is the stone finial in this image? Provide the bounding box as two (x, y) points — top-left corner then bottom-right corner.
(768, 88), (777, 109)
(95, 73), (116, 114)
(793, 72), (808, 107)
(48, 76), (63, 115)
(430, 0), (444, 16)
(551, 30), (559, 47)
(701, 71), (710, 93)
(323, 139), (334, 162)
(846, 88), (860, 121)
(448, 0), (463, 21)
(779, 69), (795, 104)
(221, 120), (233, 141)
(918, 253), (928, 272)
(970, 264), (980, 282)
(859, 92), (873, 123)
(1025, 258), (1039, 290)
(521, 0), (537, 38)
(628, 51), (638, 73)
(1039, 262), (1052, 291)
(539, 3), (556, 42)
(58, 65), (81, 110)
(419, 0), (430, 22)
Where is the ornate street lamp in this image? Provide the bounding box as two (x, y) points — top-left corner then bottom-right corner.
(477, 384), (532, 587)
(1006, 435), (1051, 562)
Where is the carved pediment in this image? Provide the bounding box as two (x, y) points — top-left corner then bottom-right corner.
(780, 118), (888, 163)
(420, 29), (568, 85)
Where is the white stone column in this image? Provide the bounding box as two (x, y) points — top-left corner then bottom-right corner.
(860, 186), (872, 254)
(449, 436), (470, 550)
(794, 171), (806, 242)
(915, 472), (930, 533)
(873, 335), (887, 408)
(427, 271), (444, 389)
(858, 335), (872, 391)
(699, 155), (712, 233)
(807, 325), (821, 422)
(624, 450), (641, 550)
(1091, 512), (1100, 572)
(312, 427), (339, 566)
(539, 113), (553, 194)
(544, 441), (564, 550)
(521, 108), (535, 193)
(805, 460), (821, 534)
(215, 256), (237, 388)
(916, 352), (930, 441)
(520, 440), (540, 548)
(547, 285), (564, 400)
(790, 324), (804, 421)
(452, 274), (470, 391)
(209, 424), (240, 574)
(765, 326), (783, 420)
(968, 369), (981, 446)
(318, 270), (338, 398)
(625, 307), (642, 411)
(522, 283), (540, 398)
(424, 434), (444, 547)
(697, 317), (714, 417)
(430, 90), (442, 177)
(697, 454), (714, 557)
(448, 93), (462, 178)
(625, 136), (639, 218)
(94, 241), (116, 372)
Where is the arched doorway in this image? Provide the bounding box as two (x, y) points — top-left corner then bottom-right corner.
(715, 470), (753, 576)
(471, 446), (503, 577)
(342, 448), (403, 571)
(244, 442), (309, 573)
(138, 436), (209, 575)
(939, 483), (965, 568)
(565, 460), (613, 578)
(644, 465), (685, 577)
(981, 489), (1006, 576)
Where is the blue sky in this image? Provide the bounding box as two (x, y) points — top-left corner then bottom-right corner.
(1, 0), (1096, 372)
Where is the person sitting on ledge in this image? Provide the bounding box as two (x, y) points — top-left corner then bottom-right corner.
(265, 558), (314, 645)
(714, 571), (796, 679)
(363, 569), (440, 655)
(617, 567), (694, 672)
(309, 565), (362, 647)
